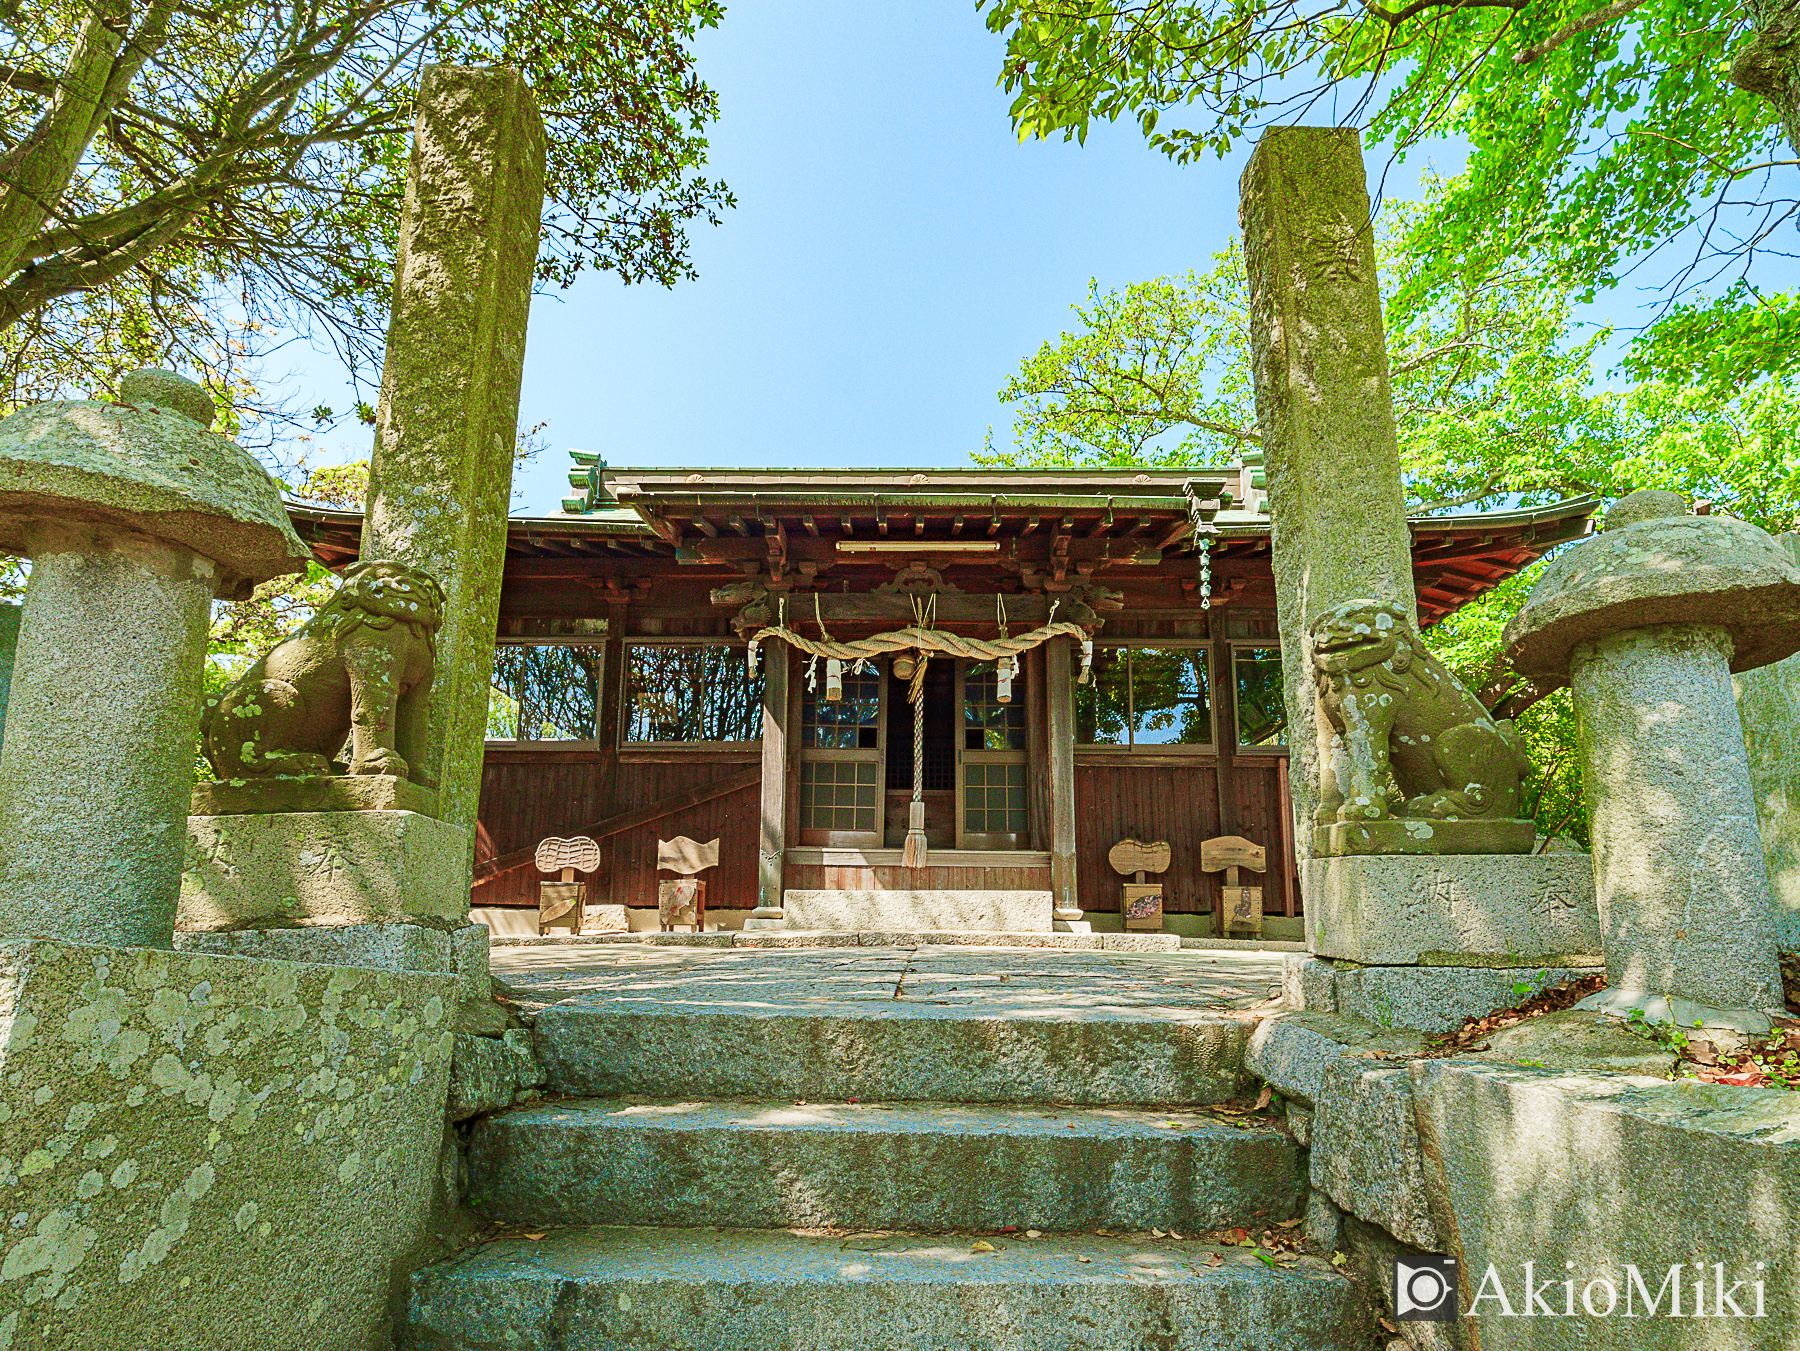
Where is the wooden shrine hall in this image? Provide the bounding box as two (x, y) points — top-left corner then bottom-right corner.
(288, 456), (1596, 938)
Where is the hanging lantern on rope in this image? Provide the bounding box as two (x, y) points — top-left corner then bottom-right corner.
(996, 655), (1014, 703)
(825, 657), (843, 701)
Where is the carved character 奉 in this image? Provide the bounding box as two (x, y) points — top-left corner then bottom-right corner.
(202, 560), (445, 782)
(1310, 599), (1529, 828)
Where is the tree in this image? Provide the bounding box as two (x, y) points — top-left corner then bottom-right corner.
(978, 0), (1800, 389)
(0, 0), (732, 420)
(992, 226), (1800, 840)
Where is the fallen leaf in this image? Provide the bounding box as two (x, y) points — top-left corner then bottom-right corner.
(1253, 1085), (1272, 1111)
(1380, 1317), (1398, 1333)
(1276, 1218), (1303, 1229)
(1077, 1255), (1092, 1264)
(1025, 1230), (1042, 1239)
(1205, 1253), (1224, 1268)
(1331, 1252), (1348, 1267)
(1226, 1228), (1249, 1244)
(521, 1232), (546, 1241)
(1151, 1228), (1166, 1239)
(1169, 1230), (1183, 1240)
(1160, 1121), (1182, 1129)
(970, 1240), (996, 1253)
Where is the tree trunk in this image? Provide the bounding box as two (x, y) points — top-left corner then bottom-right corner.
(1733, 0), (1800, 161)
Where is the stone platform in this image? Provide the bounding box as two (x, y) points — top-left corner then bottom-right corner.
(781, 888), (1053, 932)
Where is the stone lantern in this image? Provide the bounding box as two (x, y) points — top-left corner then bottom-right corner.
(0, 369), (309, 948)
(1503, 490), (1800, 1029)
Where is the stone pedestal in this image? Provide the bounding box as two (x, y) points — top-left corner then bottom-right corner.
(1572, 623), (1786, 1015)
(181, 810), (471, 931)
(1302, 852), (1601, 966)
(742, 907), (788, 932)
(176, 919), (491, 1001)
(0, 530), (216, 948)
(0, 939), (456, 1351)
(192, 773), (438, 816)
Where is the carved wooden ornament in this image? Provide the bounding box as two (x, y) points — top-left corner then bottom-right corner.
(1108, 839), (1171, 877)
(535, 835), (602, 876)
(658, 836), (721, 875)
(1200, 835), (1267, 874)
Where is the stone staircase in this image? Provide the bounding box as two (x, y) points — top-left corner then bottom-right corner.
(401, 970), (1369, 1350)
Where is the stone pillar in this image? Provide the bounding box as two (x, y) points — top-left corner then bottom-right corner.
(1574, 624), (1786, 1015)
(1239, 128), (1416, 860)
(1045, 636), (1080, 923)
(0, 525), (216, 947)
(1733, 531), (1800, 951)
(360, 65), (547, 860)
(746, 643), (789, 929)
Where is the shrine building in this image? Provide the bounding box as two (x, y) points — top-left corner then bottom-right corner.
(288, 453), (1595, 940)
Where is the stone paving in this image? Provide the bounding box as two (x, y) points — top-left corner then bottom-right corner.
(489, 942), (1292, 1019)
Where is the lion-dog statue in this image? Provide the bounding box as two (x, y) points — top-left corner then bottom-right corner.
(1310, 598), (1529, 828)
(202, 560), (446, 783)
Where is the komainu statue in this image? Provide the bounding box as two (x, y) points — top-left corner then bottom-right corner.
(202, 560), (445, 782)
(1309, 599), (1534, 854)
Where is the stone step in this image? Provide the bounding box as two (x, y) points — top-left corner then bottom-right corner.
(402, 1226), (1366, 1351)
(532, 1003), (1250, 1105)
(468, 1098), (1305, 1233)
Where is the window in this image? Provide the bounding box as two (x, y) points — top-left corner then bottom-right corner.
(964, 661), (1025, 751)
(801, 664), (881, 749)
(959, 660), (1027, 847)
(622, 645), (763, 744)
(800, 658), (885, 844)
(1233, 647), (1287, 749)
(1076, 647), (1211, 748)
(488, 645), (600, 740)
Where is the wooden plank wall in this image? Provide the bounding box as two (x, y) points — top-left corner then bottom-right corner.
(475, 748), (761, 909)
(784, 863), (1052, 892)
(1073, 759), (1295, 917)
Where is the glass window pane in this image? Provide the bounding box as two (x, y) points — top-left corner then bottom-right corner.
(801, 661), (882, 748)
(488, 645), (600, 740)
(1075, 647), (1130, 746)
(1234, 648), (1288, 747)
(963, 762), (1026, 835)
(623, 645), (763, 743)
(1130, 648), (1211, 746)
(964, 661), (1026, 751)
(801, 760), (880, 834)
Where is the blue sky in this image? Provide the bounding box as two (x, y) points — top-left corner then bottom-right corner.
(279, 2), (1628, 515)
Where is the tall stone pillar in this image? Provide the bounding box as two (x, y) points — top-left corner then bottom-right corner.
(1734, 531), (1800, 952)
(361, 65), (547, 863)
(1239, 128), (1416, 862)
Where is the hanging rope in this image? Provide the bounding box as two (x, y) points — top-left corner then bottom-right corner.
(746, 616), (1094, 681)
(903, 652), (929, 866)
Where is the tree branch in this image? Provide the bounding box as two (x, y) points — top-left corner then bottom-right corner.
(1513, 0), (1650, 64)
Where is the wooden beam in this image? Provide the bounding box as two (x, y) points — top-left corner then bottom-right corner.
(691, 517), (719, 538)
(758, 643), (790, 913)
(803, 515), (820, 536)
(471, 766), (758, 885)
(726, 515), (749, 536)
(1045, 636), (1078, 918)
(952, 514), (965, 537)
